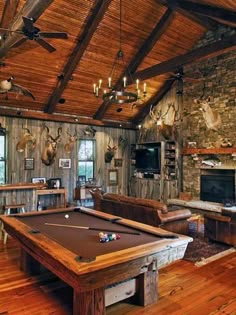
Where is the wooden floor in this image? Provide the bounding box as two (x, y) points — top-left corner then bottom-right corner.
(0, 239), (236, 315)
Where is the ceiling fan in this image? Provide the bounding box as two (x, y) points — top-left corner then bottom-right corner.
(0, 16), (68, 53)
(168, 66), (201, 83)
(166, 66), (202, 95)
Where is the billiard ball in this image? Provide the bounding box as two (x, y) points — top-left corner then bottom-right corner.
(65, 214), (69, 219)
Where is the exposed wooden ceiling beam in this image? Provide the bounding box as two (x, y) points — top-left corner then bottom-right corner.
(169, 0), (236, 27)
(0, 0), (20, 29)
(132, 33), (236, 82)
(93, 8), (175, 120)
(44, 0), (112, 114)
(0, 107), (136, 129)
(133, 79), (176, 123)
(0, 0), (55, 60)
(159, 0), (216, 29)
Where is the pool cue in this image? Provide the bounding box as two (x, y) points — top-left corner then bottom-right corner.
(45, 223), (140, 235)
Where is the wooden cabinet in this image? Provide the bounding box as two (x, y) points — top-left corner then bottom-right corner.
(129, 141), (178, 201)
(36, 189), (67, 210)
(129, 177), (161, 200)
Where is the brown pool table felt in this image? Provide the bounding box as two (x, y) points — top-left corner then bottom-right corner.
(17, 208), (164, 260)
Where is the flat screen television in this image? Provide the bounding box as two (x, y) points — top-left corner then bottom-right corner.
(135, 147), (160, 172)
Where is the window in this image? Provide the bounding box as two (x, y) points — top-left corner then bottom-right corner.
(0, 128), (6, 184)
(78, 139), (95, 182)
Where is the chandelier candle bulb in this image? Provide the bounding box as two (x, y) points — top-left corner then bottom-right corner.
(96, 86), (99, 97)
(143, 82), (147, 93)
(99, 79), (102, 89)
(93, 83), (96, 94)
(123, 77), (127, 87)
(136, 79), (139, 90)
(108, 77), (111, 88)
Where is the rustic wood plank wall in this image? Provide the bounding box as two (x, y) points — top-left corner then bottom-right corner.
(0, 116), (136, 208)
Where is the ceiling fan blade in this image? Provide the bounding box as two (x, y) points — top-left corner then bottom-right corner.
(184, 77), (202, 83)
(22, 16), (35, 32)
(36, 38), (56, 53)
(39, 32), (68, 39)
(11, 37), (27, 48)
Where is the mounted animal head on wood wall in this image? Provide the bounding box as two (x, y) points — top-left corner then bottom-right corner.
(41, 125), (62, 166)
(64, 128), (78, 154)
(105, 138), (117, 163)
(149, 104), (176, 140)
(118, 135), (127, 155)
(16, 126), (36, 153)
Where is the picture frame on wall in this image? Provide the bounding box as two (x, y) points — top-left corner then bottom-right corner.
(114, 158), (123, 167)
(24, 158), (34, 170)
(31, 177), (46, 184)
(108, 169), (118, 186)
(59, 158), (71, 169)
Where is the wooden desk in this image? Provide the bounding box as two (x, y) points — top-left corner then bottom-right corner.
(74, 186), (101, 205)
(36, 188), (67, 209)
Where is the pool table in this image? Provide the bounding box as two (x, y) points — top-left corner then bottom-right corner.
(0, 207), (192, 315)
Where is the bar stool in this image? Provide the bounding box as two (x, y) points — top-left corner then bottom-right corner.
(0, 203), (25, 245)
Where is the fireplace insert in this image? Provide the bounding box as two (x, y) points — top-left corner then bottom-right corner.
(200, 170), (235, 204)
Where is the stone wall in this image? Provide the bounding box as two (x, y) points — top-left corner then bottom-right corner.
(182, 26), (236, 198)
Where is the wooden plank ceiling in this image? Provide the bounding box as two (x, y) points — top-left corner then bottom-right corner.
(0, 0), (235, 129)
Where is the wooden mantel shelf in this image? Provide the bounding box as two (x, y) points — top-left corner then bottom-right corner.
(0, 183), (45, 191)
(182, 148), (236, 155)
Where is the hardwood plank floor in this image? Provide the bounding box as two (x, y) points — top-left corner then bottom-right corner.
(0, 239), (236, 315)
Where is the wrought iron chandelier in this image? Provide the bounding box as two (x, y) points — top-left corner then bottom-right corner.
(93, 0), (147, 105)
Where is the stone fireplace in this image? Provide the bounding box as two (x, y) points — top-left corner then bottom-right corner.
(200, 169), (236, 204)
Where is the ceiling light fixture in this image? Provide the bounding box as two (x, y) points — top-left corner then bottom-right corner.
(93, 0), (147, 105)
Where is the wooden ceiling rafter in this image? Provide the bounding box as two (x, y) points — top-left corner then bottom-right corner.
(44, 0), (113, 115)
(160, 0), (217, 30)
(0, 0), (55, 60)
(93, 7), (175, 120)
(0, 107), (136, 129)
(0, 0), (20, 29)
(170, 0), (236, 27)
(131, 33), (236, 82)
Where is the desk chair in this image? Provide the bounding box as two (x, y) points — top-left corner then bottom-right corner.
(0, 203), (25, 245)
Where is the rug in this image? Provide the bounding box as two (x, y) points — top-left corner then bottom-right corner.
(183, 221), (234, 264)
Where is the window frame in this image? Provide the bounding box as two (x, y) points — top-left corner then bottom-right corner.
(78, 139), (96, 182)
(0, 131), (7, 184)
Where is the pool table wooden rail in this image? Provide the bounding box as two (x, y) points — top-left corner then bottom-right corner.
(0, 207), (192, 315)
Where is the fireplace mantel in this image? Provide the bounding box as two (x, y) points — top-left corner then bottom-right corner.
(182, 148), (236, 155)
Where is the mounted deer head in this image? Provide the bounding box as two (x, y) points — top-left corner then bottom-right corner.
(194, 97), (221, 131)
(41, 125), (62, 166)
(105, 138), (117, 163)
(149, 105), (175, 140)
(64, 128), (78, 153)
(16, 127), (36, 152)
(118, 135), (127, 155)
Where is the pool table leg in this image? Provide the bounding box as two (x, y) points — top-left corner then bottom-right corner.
(20, 249), (41, 275)
(135, 268), (158, 306)
(73, 287), (105, 315)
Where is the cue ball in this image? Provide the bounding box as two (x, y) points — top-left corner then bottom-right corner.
(65, 214), (69, 219)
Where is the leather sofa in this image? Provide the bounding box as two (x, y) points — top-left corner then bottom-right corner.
(89, 189), (192, 235)
(204, 208), (236, 246)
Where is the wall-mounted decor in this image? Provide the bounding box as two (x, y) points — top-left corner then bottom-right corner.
(31, 177), (46, 184)
(47, 178), (61, 189)
(78, 175), (86, 186)
(114, 158), (123, 167)
(108, 169), (118, 186)
(24, 158), (34, 170)
(59, 158), (71, 169)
